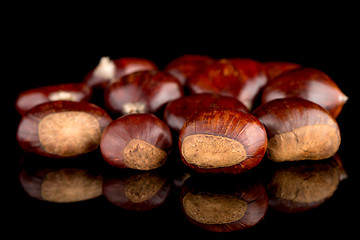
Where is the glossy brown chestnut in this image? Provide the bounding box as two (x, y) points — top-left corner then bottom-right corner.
(105, 70), (184, 115)
(186, 59), (248, 104)
(180, 175), (268, 232)
(83, 57), (157, 88)
(261, 67), (348, 118)
(179, 109), (267, 174)
(103, 170), (171, 211)
(252, 98), (341, 162)
(17, 101), (112, 158)
(267, 157), (344, 213)
(263, 61), (301, 81)
(229, 58), (268, 110)
(163, 93), (248, 132)
(164, 54), (214, 85)
(100, 113), (172, 170)
(15, 82), (92, 115)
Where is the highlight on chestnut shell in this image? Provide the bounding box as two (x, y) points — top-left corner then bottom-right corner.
(15, 82), (92, 115)
(100, 113), (172, 171)
(179, 109), (267, 174)
(105, 70), (184, 115)
(16, 101), (112, 158)
(261, 67), (348, 118)
(163, 93), (249, 132)
(252, 97), (341, 162)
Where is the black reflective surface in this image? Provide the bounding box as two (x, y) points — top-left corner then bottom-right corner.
(8, 26), (359, 238)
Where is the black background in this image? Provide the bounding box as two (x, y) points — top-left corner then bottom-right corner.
(6, 10), (360, 239)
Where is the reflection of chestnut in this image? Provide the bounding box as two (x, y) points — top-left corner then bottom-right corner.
(83, 57), (157, 88)
(267, 157), (345, 212)
(180, 175), (268, 232)
(253, 98), (341, 162)
(105, 70), (184, 115)
(100, 114), (172, 170)
(261, 67), (348, 118)
(17, 101), (112, 158)
(179, 109), (267, 174)
(263, 61), (301, 82)
(163, 93), (248, 132)
(15, 83), (92, 115)
(164, 54), (214, 85)
(103, 170), (171, 211)
(19, 157), (103, 203)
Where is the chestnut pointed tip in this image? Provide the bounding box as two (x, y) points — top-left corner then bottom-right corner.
(339, 94), (349, 103)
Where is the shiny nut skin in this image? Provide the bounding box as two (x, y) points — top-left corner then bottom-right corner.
(15, 82), (92, 115)
(105, 70), (184, 115)
(17, 101), (112, 158)
(163, 93), (249, 132)
(261, 67), (348, 118)
(179, 109), (267, 174)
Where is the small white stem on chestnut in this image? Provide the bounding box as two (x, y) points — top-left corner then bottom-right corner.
(93, 57), (116, 81)
(122, 102), (147, 115)
(48, 91), (78, 101)
(339, 94), (349, 103)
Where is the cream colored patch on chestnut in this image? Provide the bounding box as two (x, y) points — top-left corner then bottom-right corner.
(41, 169), (103, 203)
(267, 124), (340, 162)
(124, 139), (167, 170)
(38, 111), (101, 157)
(181, 134), (247, 168)
(125, 172), (167, 203)
(182, 192), (248, 224)
(48, 91), (78, 101)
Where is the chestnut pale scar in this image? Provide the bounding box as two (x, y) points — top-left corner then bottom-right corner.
(123, 139), (167, 170)
(267, 124), (340, 162)
(38, 111), (102, 157)
(181, 134), (247, 168)
(182, 192), (248, 224)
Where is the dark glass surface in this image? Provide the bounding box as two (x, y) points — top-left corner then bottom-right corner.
(8, 27), (359, 238)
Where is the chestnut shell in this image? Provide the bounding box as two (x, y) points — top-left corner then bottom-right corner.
(163, 93), (249, 132)
(100, 113), (172, 170)
(179, 109), (267, 174)
(105, 70), (184, 115)
(15, 82), (92, 115)
(17, 101), (112, 158)
(261, 67), (348, 118)
(84, 57), (157, 88)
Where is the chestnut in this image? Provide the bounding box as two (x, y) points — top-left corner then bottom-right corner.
(15, 82), (92, 115)
(83, 56), (157, 88)
(179, 109), (267, 174)
(263, 61), (301, 81)
(186, 59), (247, 106)
(103, 170), (171, 211)
(163, 93), (248, 132)
(252, 97), (341, 162)
(17, 101), (112, 158)
(105, 70), (184, 115)
(164, 54), (214, 85)
(180, 175), (268, 232)
(100, 113), (172, 170)
(267, 157), (344, 213)
(261, 67), (348, 118)
(228, 58), (268, 110)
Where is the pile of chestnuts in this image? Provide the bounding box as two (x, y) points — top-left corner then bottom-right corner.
(16, 55), (348, 174)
